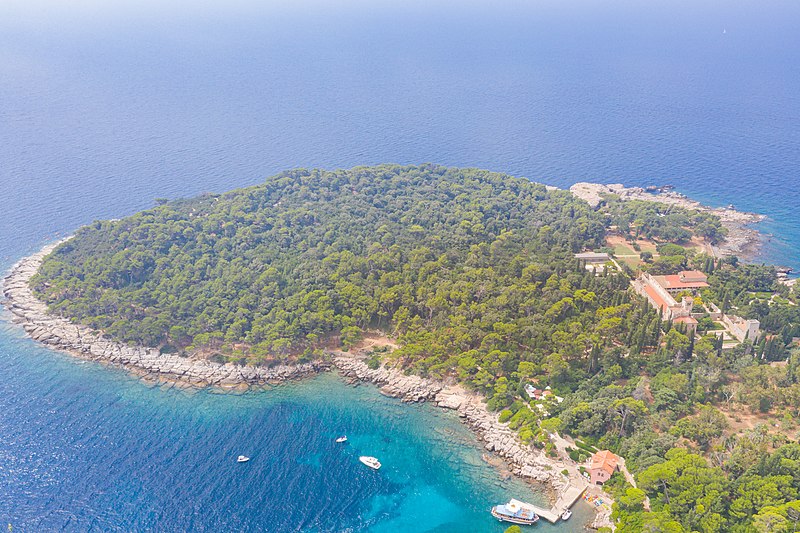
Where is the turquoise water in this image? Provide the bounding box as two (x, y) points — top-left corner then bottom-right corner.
(2, 0), (800, 530)
(0, 320), (590, 531)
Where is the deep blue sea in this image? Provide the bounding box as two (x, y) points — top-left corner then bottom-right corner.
(1, 0), (799, 530)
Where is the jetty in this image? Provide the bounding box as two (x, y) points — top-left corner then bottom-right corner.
(522, 484), (587, 523)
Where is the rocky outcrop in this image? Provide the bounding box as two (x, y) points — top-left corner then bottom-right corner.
(333, 353), (567, 492)
(570, 182), (766, 258)
(457, 399), (566, 489)
(1, 243), (327, 388)
(333, 355), (443, 402)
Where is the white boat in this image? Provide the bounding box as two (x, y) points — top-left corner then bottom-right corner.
(335, 436), (348, 443)
(237, 455), (250, 463)
(359, 456), (381, 470)
(490, 499), (539, 525)
(561, 509), (572, 521)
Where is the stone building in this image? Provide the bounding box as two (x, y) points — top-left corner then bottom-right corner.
(588, 450), (619, 485)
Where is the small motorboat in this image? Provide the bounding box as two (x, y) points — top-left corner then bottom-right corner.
(561, 509), (572, 521)
(335, 436), (348, 443)
(237, 455), (250, 463)
(359, 456), (381, 470)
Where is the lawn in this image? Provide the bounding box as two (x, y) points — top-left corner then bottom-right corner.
(613, 243), (637, 256)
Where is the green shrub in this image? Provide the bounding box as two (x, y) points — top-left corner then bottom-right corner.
(568, 448), (581, 461)
(519, 428), (535, 444)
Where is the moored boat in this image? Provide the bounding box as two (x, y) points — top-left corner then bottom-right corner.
(490, 499), (539, 525)
(359, 456), (381, 470)
(335, 436), (348, 443)
(561, 509), (572, 520)
(237, 455), (250, 463)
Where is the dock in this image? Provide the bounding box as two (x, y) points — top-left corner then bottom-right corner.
(522, 484), (587, 523)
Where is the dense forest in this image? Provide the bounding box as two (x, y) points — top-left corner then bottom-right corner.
(33, 164), (615, 368)
(31, 164), (800, 532)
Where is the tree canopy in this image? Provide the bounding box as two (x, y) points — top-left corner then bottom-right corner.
(32, 164), (610, 368)
(29, 164), (800, 531)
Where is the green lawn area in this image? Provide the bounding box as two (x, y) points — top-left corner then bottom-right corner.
(613, 243), (637, 256)
(751, 292), (774, 299)
(620, 256), (642, 269)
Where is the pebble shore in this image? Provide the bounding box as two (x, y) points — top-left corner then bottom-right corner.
(333, 354), (567, 488)
(333, 353), (611, 529)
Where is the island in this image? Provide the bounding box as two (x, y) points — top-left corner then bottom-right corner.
(3, 164), (800, 532)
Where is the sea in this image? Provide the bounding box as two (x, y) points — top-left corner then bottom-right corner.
(1, 0), (799, 530)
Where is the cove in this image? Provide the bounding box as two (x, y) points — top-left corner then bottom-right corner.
(0, 325), (590, 531)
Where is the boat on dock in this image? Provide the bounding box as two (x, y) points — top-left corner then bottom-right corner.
(490, 499), (540, 525)
(496, 484), (586, 524)
(359, 456), (381, 470)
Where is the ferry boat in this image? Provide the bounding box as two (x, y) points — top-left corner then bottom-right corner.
(335, 436), (348, 443)
(359, 456), (381, 470)
(490, 499), (540, 525)
(237, 455), (250, 463)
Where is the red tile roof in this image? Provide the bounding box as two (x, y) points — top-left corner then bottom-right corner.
(679, 270), (708, 283)
(590, 450), (619, 475)
(656, 275), (709, 290)
(644, 284), (671, 312)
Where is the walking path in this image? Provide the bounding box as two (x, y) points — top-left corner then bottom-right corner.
(617, 457), (651, 511)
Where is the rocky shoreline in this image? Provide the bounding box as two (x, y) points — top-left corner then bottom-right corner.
(2, 242), (611, 529)
(333, 354), (569, 486)
(333, 353), (617, 529)
(570, 182), (767, 259)
(1, 243), (327, 389)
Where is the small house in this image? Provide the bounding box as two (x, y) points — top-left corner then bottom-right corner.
(525, 384), (564, 403)
(525, 384), (551, 401)
(588, 450), (619, 485)
(524, 383), (541, 399)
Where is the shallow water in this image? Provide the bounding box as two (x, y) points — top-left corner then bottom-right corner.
(0, 322), (593, 531)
